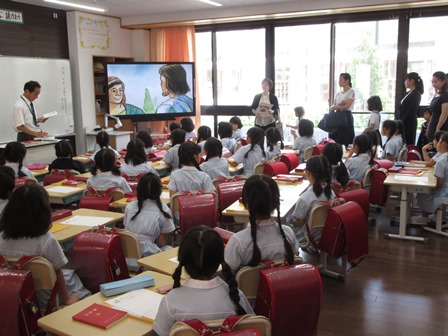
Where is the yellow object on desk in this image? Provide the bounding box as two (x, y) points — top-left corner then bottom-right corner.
(50, 222), (70, 234)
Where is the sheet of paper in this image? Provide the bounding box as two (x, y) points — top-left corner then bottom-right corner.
(46, 186), (83, 194)
(61, 215), (113, 226)
(105, 289), (164, 321)
(168, 256), (179, 264)
(394, 175), (428, 182)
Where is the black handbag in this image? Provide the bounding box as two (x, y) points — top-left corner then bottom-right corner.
(318, 110), (348, 132)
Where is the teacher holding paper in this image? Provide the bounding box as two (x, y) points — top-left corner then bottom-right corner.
(12, 81), (48, 142)
(251, 78), (279, 131)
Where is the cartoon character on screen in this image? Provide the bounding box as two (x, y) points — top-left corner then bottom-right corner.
(108, 76), (145, 115)
(156, 64), (194, 114)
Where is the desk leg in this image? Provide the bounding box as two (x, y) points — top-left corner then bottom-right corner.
(385, 186), (427, 242)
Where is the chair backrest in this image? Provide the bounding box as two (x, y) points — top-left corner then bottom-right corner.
(373, 159), (394, 170)
(236, 256), (304, 300)
(233, 142), (241, 154)
(169, 315), (272, 336)
(304, 146), (315, 161)
(117, 229), (142, 260)
(362, 168), (373, 188)
(263, 161), (289, 177)
(6, 256), (57, 291)
(83, 188), (125, 202)
(299, 202), (330, 249)
(397, 147), (408, 162)
(253, 162), (265, 175)
(280, 153), (299, 171)
(407, 144), (419, 152)
(407, 149), (422, 161)
(330, 180), (361, 193)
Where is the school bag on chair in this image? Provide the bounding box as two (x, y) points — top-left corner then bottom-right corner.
(254, 263), (322, 336)
(79, 187), (119, 211)
(71, 225), (130, 294)
(369, 168), (390, 207)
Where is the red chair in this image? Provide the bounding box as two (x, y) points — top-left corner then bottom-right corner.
(407, 145), (419, 152)
(216, 179), (246, 228)
(280, 153), (299, 171)
(407, 149), (422, 161)
(263, 162), (289, 177)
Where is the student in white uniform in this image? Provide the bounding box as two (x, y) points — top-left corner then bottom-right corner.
(322, 143), (350, 188)
(120, 139), (158, 176)
(180, 117), (196, 140)
(163, 129), (186, 171)
(124, 173), (174, 266)
(229, 127), (265, 176)
(364, 95), (383, 146)
(265, 127), (284, 162)
(167, 142), (215, 197)
(3, 141), (35, 179)
(136, 130), (156, 154)
(196, 125), (212, 155)
(286, 106), (305, 130)
(92, 131), (120, 159)
(412, 132), (448, 224)
(291, 119), (316, 163)
(345, 134), (374, 183)
(152, 226), (254, 336)
(290, 156), (335, 246)
(0, 166), (15, 214)
(229, 116), (243, 140)
(364, 130), (381, 159)
(87, 148), (132, 193)
(0, 185), (90, 311)
(225, 175), (298, 273)
(381, 120), (401, 161)
(218, 121), (237, 152)
(411, 130), (446, 167)
(200, 137), (229, 179)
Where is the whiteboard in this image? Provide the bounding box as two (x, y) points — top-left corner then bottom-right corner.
(0, 56), (74, 143)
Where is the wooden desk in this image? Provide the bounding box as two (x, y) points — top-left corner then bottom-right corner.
(281, 149), (300, 156)
(110, 191), (170, 210)
(38, 271), (172, 336)
(222, 180), (310, 223)
(52, 208), (124, 244)
(138, 247), (188, 279)
(384, 172), (437, 242)
(45, 182), (87, 205)
(151, 161), (172, 177)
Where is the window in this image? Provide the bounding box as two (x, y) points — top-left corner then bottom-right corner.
(195, 32), (213, 105)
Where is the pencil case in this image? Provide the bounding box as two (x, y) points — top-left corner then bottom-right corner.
(100, 275), (155, 297)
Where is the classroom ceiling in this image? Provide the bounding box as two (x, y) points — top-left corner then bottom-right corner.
(12, 0), (448, 27)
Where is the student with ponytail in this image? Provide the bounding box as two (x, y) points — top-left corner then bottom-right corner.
(225, 175), (297, 273)
(321, 143), (349, 187)
(163, 128), (186, 170)
(228, 126), (266, 176)
(200, 137), (229, 179)
(345, 133), (374, 182)
(92, 130), (120, 160)
(124, 173), (174, 257)
(49, 140), (85, 173)
(167, 141), (214, 197)
(196, 125), (212, 155)
(381, 119), (400, 161)
(290, 156), (335, 244)
(265, 126), (284, 161)
(152, 226), (253, 336)
(3, 141), (34, 179)
(120, 139), (158, 175)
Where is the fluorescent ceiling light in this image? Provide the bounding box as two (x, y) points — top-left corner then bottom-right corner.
(199, 0), (223, 7)
(44, 0), (107, 12)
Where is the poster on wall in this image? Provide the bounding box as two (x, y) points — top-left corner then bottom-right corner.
(78, 16), (110, 50)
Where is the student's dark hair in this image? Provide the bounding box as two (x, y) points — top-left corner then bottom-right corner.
(55, 140), (74, 158)
(353, 134), (374, 165)
(244, 127), (265, 159)
(322, 143), (349, 187)
(382, 119), (398, 148)
(169, 122), (181, 132)
(0, 166), (15, 200)
(262, 78), (274, 90)
(364, 130), (379, 156)
(241, 175), (294, 267)
(196, 125), (212, 144)
(172, 226), (247, 315)
(24, 81), (41, 93)
(159, 64), (190, 95)
(96, 131), (110, 148)
(394, 119), (406, 145)
(433, 71), (447, 93)
(294, 106), (305, 118)
(340, 73), (352, 87)
(180, 117), (195, 133)
(218, 122), (233, 139)
(406, 72), (424, 95)
(367, 95), (383, 112)
(170, 129), (186, 146)
(438, 132), (448, 145)
(298, 119), (314, 137)
(434, 130), (446, 142)
(229, 116), (242, 129)
(178, 141), (201, 170)
(204, 137), (223, 160)
(124, 139), (147, 166)
(131, 173), (171, 221)
(305, 156), (332, 199)
(136, 130), (153, 149)
(424, 107), (432, 116)
(91, 148), (120, 176)
(265, 127), (284, 151)
(4, 141), (27, 177)
(0, 184), (51, 239)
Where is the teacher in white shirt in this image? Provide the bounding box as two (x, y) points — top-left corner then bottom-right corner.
(251, 78), (279, 131)
(12, 81), (48, 142)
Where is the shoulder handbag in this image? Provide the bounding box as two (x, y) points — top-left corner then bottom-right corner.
(176, 315), (261, 336)
(318, 110), (348, 132)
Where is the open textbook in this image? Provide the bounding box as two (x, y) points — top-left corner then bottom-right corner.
(256, 102), (273, 117)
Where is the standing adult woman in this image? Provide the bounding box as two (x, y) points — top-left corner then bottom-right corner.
(398, 72), (424, 145)
(328, 73), (356, 146)
(427, 71), (448, 142)
(251, 78), (279, 131)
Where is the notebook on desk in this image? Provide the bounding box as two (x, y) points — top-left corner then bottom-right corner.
(72, 303), (127, 329)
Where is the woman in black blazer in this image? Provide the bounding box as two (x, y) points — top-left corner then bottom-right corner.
(398, 72), (424, 145)
(251, 78), (279, 131)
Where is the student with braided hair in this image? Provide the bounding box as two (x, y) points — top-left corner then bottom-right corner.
(3, 141), (35, 179)
(152, 226), (253, 336)
(228, 126), (266, 176)
(167, 141), (214, 197)
(321, 142), (349, 187)
(92, 130), (120, 160)
(264, 126), (284, 161)
(225, 175), (297, 273)
(120, 139), (157, 175)
(124, 173), (174, 257)
(290, 156), (335, 245)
